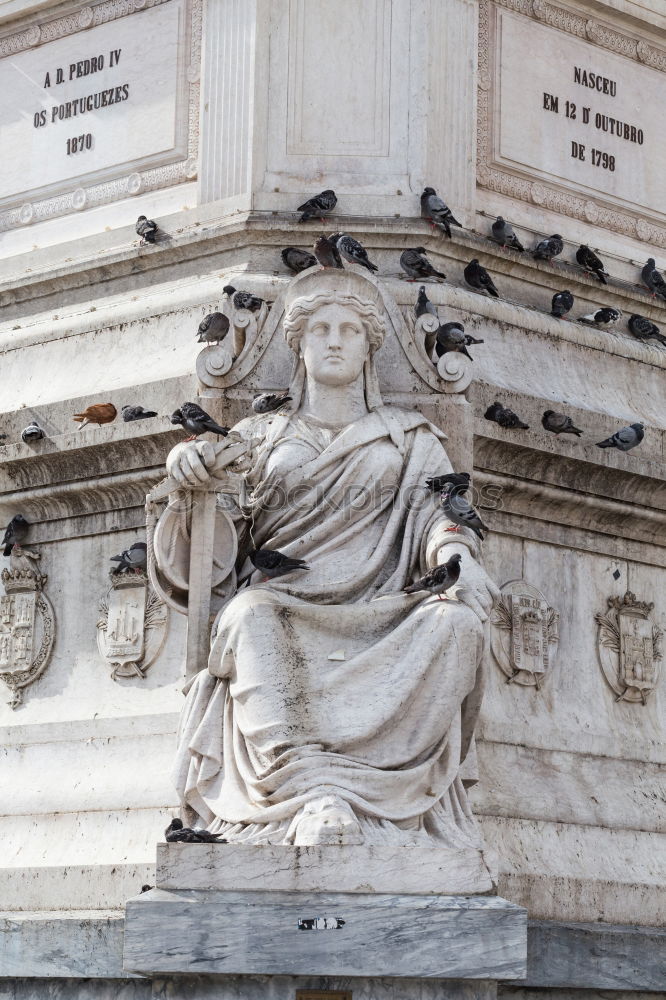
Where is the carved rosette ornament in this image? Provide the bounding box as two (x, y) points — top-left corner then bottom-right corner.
(0, 549), (55, 709)
(97, 570), (168, 680)
(595, 592), (662, 704)
(491, 580), (559, 688)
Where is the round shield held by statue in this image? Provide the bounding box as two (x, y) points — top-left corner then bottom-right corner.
(152, 497), (238, 594)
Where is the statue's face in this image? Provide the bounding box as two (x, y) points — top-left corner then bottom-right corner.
(299, 302), (370, 386)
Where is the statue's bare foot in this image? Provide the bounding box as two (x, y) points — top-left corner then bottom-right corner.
(292, 794), (363, 846)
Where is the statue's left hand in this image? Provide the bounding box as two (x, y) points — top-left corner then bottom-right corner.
(434, 544), (500, 622)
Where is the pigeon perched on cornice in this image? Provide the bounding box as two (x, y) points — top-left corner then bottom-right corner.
(576, 245), (608, 284)
(440, 484), (486, 540)
(329, 233), (378, 273)
(250, 547), (309, 580)
(532, 234), (563, 261)
(21, 422), (44, 442)
(72, 403), (117, 429)
(197, 312), (229, 345)
(135, 215), (159, 244)
(551, 290), (574, 318)
(484, 401), (529, 430)
(542, 410), (583, 437)
(313, 235), (344, 269)
(420, 188), (461, 239)
(628, 314), (666, 346)
(415, 285), (437, 320)
(170, 402), (229, 440)
(425, 472), (471, 494)
(578, 307), (621, 328)
(400, 248), (446, 281)
(491, 217), (524, 252)
(281, 247), (317, 274)
(110, 541), (147, 573)
(403, 553), (462, 599)
(165, 818), (226, 844)
(252, 392), (292, 414)
(122, 405), (158, 422)
(464, 259), (499, 297)
(297, 189), (337, 223)
(641, 259), (666, 300)
(435, 322), (473, 361)
(222, 286), (263, 312)
(2, 515), (29, 557)
(596, 423), (644, 451)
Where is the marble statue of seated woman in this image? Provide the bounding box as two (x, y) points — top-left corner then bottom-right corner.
(162, 268), (499, 851)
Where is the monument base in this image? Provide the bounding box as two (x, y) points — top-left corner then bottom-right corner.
(123, 844), (526, 986)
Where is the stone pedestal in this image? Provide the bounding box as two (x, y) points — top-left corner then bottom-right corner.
(123, 844), (527, 995)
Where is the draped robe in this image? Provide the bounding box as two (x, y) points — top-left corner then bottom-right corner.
(172, 405), (488, 849)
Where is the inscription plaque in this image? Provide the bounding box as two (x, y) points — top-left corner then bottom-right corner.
(478, 1), (666, 240)
(0, 0), (198, 222)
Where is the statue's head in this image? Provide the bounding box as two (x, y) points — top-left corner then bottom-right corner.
(283, 270), (385, 388)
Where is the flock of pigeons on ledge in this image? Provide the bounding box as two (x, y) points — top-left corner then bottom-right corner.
(137, 185), (666, 348)
(0, 187), (653, 591)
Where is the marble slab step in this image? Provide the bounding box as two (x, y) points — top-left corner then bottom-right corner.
(123, 889), (526, 979)
(156, 842), (497, 895)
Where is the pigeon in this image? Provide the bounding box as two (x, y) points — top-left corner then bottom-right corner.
(420, 187), (462, 238)
(313, 235), (344, 269)
(628, 314), (666, 346)
(551, 290), (574, 318)
(329, 233), (378, 272)
(596, 423), (645, 451)
(136, 215), (159, 244)
(297, 189), (337, 223)
(252, 392), (292, 414)
(415, 285), (438, 320)
(250, 547), (309, 580)
(484, 401), (529, 430)
(435, 322), (473, 361)
(21, 422), (44, 442)
(222, 286), (263, 312)
(170, 402), (229, 440)
(576, 245), (608, 284)
(72, 403), (117, 429)
(532, 234), (563, 261)
(542, 410), (583, 437)
(281, 247), (317, 274)
(578, 308), (621, 328)
(491, 217), (524, 252)
(440, 483), (487, 540)
(426, 472), (471, 493)
(122, 405), (158, 422)
(165, 818), (226, 844)
(2, 515), (29, 557)
(400, 248), (446, 281)
(403, 553), (462, 599)
(197, 312), (229, 345)
(464, 259), (499, 297)
(110, 541), (147, 573)
(641, 259), (666, 300)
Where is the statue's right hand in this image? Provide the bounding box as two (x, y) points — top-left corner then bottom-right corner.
(166, 440), (218, 487)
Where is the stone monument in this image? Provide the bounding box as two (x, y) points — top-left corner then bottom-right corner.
(0, 0), (664, 998)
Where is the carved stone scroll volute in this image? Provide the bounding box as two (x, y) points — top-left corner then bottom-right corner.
(491, 580), (560, 688)
(97, 570), (168, 680)
(0, 548), (55, 709)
